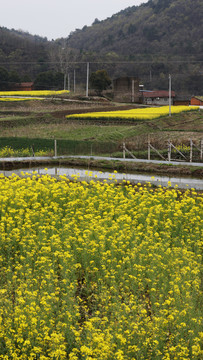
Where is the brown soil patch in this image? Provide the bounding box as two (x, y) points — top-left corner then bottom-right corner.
(51, 105), (140, 119)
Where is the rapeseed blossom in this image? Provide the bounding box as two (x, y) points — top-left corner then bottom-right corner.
(0, 146), (50, 157)
(65, 106), (199, 121)
(0, 90), (69, 100)
(0, 174), (202, 359)
(0, 97), (43, 101)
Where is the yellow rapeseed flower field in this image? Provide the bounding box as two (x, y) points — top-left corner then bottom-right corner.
(0, 97), (43, 102)
(0, 90), (69, 100)
(66, 106), (199, 121)
(0, 174), (202, 359)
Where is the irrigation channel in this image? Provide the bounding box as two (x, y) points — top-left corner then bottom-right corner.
(0, 161), (203, 190)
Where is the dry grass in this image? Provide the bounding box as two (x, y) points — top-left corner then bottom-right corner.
(0, 98), (116, 113)
(125, 131), (203, 150)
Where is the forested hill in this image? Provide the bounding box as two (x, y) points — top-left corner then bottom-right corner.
(0, 27), (51, 79)
(0, 27), (49, 61)
(66, 0), (203, 59)
(0, 0), (202, 95)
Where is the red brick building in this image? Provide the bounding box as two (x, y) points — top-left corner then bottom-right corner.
(190, 96), (203, 106)
(10, 82), (34, 91)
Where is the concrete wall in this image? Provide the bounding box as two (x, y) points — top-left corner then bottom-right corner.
(113, 77), (140, 103)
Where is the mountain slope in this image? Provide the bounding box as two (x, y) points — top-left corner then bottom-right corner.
(0, 27), (51, 79)
(66, 0), (203, 59)
(0, 0), (202, 95)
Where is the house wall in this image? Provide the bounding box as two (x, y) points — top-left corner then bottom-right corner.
(174, 100), (190, 106)
(145, 97), (174, 105)
(190, 97), (203, 106)
(9, 83), (34, 91)
(14, 86), (32, 91)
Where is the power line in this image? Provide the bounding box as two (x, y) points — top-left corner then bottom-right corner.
(0, 60), (203, 65)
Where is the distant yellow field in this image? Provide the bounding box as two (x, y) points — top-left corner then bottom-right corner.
(0, 90), (69, 99)
(66, 105), (199, 121)
(0, 97), (42, 101)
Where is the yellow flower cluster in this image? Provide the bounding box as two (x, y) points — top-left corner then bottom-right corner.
(0, 146), (50, 157)
(66, 106), (199, 121)
(0, 97), (43, 102)
(176, 144), (191, 152)
(0, 90), (69, 100)
(0, 174), (202, 359)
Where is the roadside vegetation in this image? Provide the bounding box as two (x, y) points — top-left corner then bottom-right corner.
(0, 146), (51, 158)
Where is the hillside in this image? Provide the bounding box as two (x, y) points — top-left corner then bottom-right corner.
(67, 0), (203, 58)
(65, 0), (203, 94)
(0, 27), (50, 77)
(0, 0), (202, 95)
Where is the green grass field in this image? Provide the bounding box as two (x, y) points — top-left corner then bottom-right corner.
(0, 100), (202, 159)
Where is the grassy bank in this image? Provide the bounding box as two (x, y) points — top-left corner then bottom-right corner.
(0, 99), (202, 166)
(0, 157), (203, 179)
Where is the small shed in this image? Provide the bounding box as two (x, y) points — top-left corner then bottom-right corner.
(190, 96), (203, 106)
(173, 95), (190, 106)
(10, 82), (34, 91)
(113, 77), (140, 103)
(142, 90), (175, 105)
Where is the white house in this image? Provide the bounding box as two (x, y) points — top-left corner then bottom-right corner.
(142, 90), (175, 105)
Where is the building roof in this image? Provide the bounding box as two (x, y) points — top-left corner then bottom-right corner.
(191, 96), (203, 101)
(16, 82), (34, 87)
(143, 90), (175, 98)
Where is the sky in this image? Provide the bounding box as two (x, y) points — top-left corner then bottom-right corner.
(0, 0), (149, 40)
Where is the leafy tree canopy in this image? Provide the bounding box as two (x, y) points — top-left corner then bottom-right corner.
(89, 69), (111, 95)
(34, 71), (64, 90)
(0, 67), (9, 90)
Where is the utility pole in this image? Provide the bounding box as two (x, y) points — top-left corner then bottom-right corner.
(132, 79), (135, 103)
(86, 62), (89, 98)
(64, 72), (67, 90)
(169, 74), (172, 117)
(68, 73), (70, 91)
(73, 69), (76, 93)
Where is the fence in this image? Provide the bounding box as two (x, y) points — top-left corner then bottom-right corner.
(0, 137), (202, 163)
(0, 138), (119, 157)
(124, 139), (203, 163)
